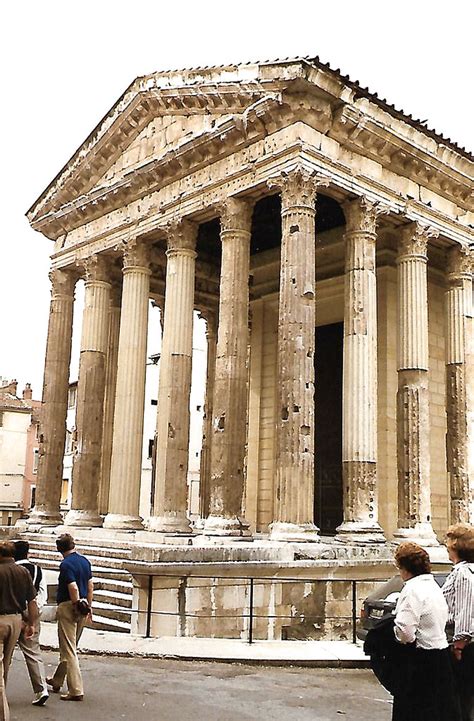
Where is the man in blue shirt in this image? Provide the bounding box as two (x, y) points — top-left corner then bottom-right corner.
(46, 534), (93, 701)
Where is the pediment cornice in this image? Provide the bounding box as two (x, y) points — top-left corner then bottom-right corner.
(27, 76), (287, 224)
(28, 61), (473, 241)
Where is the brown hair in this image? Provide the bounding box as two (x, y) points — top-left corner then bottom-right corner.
(56, 533), (75, 554)
(395, 542), (431, 576)
(445, 524), (474, 563)
(0, 541), (15, 558)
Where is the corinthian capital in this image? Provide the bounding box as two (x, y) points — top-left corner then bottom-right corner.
(267, 165), (330, 210)
(447, 244), (473, 279)
(49, 267), (76, 296)
(166, 219), (198, 254)
(217, 197), (254, 233)
(119, 238), (151, 269)
(398, 222), (439, 259)
(80, 254), (111, 283)
(343, 197), (390, 235)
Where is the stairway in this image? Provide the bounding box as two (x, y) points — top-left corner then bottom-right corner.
(23, 534), (134, 634)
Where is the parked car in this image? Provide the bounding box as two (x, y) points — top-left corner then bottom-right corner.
(357, 571), (450, 642)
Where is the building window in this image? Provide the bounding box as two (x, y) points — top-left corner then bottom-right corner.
(68, 386), (77, 409)
(33, 449), (39, 473)
(30, 486), (36, 510)
(148, 439), (154, 459)
(65, 430), (73, 454)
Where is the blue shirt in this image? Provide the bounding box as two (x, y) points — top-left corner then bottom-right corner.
(57, 552), (92, 604)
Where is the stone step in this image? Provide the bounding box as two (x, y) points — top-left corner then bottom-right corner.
(24, 538), (132, 561)
(90, 613), (131, 634)
(94, 577), (133, 594)
(92, 601), (132, 624)
(94, 589), (133, 609)
(28, 547), (130, 570)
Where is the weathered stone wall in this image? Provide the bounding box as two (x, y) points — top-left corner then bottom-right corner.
(133, 574), (384, 641)
(428, 277), (449, 537)
(247, 269), (450, 540)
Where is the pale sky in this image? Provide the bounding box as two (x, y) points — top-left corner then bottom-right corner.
(1, 0), (472, 397)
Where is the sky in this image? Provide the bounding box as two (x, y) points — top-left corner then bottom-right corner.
(1, 0), (473, 397)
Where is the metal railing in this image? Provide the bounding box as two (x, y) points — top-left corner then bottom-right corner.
(123, 572), (387, 644)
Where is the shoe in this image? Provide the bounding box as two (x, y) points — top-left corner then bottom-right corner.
(46, 677), (61, 693)
(60, 694), (84, 701)
(32, 691), (49, 706)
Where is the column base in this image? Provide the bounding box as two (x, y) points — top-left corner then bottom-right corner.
(147, 513), (192, 534)
(26, 506), (63, 528)
(392, 523), (439, 547)
(269, 521), (320, 543)
(203, 515), (252, 538)
(103, 513), (144, 531)
(64, 509), (103, 528)
(336, 520), (386, 544)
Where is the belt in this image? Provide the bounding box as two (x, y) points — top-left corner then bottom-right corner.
(0, 611), (21, 616)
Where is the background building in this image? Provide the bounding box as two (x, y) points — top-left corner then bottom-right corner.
(0, 379), (41, 524)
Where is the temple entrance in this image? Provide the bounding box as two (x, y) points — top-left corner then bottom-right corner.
(314, 322), (343, 534)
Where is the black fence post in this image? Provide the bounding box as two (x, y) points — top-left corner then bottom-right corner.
(352, 579), (357, 644)
(248, 577), (254, 645)
(146, 574), (153, 638)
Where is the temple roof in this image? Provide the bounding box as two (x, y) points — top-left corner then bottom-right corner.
(27, 55), (473, 229)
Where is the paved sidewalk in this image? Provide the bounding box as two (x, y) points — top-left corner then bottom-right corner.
(40, 622), (369, 667)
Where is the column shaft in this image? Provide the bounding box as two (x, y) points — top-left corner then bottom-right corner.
(445, 245), (473, 523)
(198, 312), (217, 521)
(98, 286), (121, 515)
(394, 223), (438, 545)
(337, 198), (385, 542)
(104, 242), (151, 530)
(66, 259), (111, 526)
(204, 199), (253, 536)
(148, 221), (197, 533)
(269, 168), (328, 542)
(28, 269), (75, 526)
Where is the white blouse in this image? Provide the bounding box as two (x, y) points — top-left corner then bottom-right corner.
(394, 574), (449, 650)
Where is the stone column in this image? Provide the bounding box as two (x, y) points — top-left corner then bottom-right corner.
(148, 220), (197, 533)
(28, 268), (76, 526)
(268, 167), (328, 542)
(65, 256), (111, 526)
(203, 198), (253, 537)
(336, 198), (386, 543)
(198, 310), (218, 522)
(394, 222), (439, 545)
(98, 284), (122, 515)
(103, 241), (151, 530)
(445, 245), (473, 524)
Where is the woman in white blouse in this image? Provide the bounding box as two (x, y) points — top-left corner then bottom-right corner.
(443, 524), (474, 721)
(392, 542), (461, 721)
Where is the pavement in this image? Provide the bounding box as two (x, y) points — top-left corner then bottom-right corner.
(8, 649), (391, 721)
(39, 622), (370, 667)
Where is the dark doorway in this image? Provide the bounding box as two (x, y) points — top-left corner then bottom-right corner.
(314, 322), (343, 533)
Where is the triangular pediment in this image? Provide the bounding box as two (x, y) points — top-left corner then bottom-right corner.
(28, 66), (288, 224)
(28, 58), (472, 235)
(97, 112), (226, 188)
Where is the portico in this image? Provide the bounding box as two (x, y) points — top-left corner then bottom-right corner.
(26, 57), (473, 545)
